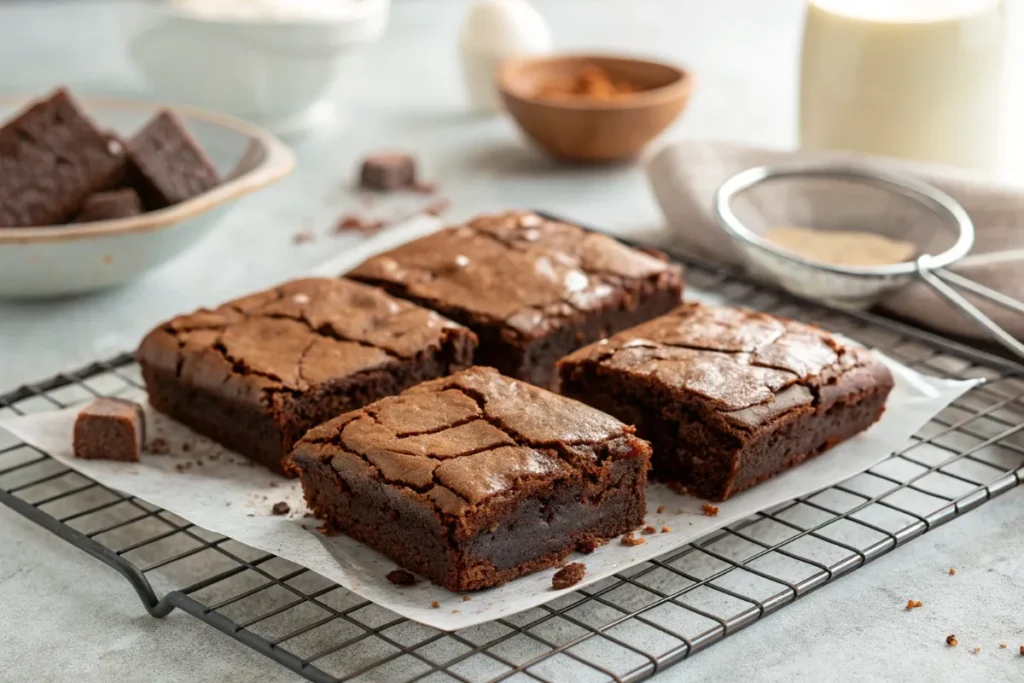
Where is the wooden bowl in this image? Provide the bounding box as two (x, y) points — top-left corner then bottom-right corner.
(497, 54), (692, 163)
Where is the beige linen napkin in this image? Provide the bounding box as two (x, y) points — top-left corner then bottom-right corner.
(646, 139), (1024, 342)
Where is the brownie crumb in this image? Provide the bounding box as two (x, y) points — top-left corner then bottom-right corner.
(462, 595), (471, 602)
(271, 501), (290, 516)
(293, 230), (315, 244)
(147, 438), (171, 455)
(621, 533), (645, 547)
(423, 198), (451, 217)
(702, 503), (719, 517)
(642, 525), (657, 535)
(948, 568), (956, 575)
(386, 569), (417, 586)
(334, 213), (386, 236)
(1000, 643), (1007, 649)
(661, 526), (671, 533)
(552, 562), (586, 590)
(269, 481), (279, 488)
(905, 600), (923, 610)
(430, 601), (440, 609)
(656, 505), (666, 514)
(181, 442), (192, 452)
(247, 513), (255, 517)
(578, 538), (606, 554)
(946, 635), (958, 647)
(972, 647), (982, 654)
(451, 609), (459, 614)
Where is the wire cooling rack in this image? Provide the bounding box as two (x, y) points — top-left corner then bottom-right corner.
(2, 252), (1023, 683)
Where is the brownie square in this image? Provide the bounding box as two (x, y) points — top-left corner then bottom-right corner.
(73, 398), (145, 462)
(292, 366), (651, 591)
(0, 89), (126, 227)
(558, 303), (894, 501)
(137, 277), (477, 474)
(347, 211), (684, 387)
(75, 187), (143, 222)
(126, 110), (220, 209)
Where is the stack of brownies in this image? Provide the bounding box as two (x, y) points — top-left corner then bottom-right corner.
(136, 210), (894, 592)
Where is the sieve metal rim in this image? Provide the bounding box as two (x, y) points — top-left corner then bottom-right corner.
(713, 163), (976, 278)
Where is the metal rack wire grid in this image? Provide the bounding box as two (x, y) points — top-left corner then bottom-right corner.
(2, 254), (1023, 683)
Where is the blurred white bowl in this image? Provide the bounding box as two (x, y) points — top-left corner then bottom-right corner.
(119, 0), (390, 135)
(0, 95), (295, 299)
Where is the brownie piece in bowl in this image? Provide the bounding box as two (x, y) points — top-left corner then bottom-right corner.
(126, 109), (221, 210)
(137, 278), (476, 474)
(0, 89), (126, 227)
(347, 210), (684, 387)
(558, 303), (894, 501)
(291, 366), (651, 591)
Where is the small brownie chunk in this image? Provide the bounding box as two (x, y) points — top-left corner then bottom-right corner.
(126, 110), (220, 209)
(552, 562), (586, 590)
(0, 89), (126, 227)
(559, 304), (895, 501)
(137, 278), (476, 474)
(73, 397), (145, 462)
(292, 366), (651, 591)
(348, 211), (684, 387)
(75, 187), (143, 222)
(359, 152), (417, 191)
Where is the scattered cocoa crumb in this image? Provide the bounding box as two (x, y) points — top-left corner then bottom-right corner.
(551, 562), (586, 590)
(972, 647), (982, 654)
(271, 501), (290, 516)
(462, 595), (471, 602)
(146, 438), (170, 454)
(656, 505), (666, 514)
(621, 533), (645, 547)
(431, 601), (440, 609)
(642, 525), (657, 535)
(702, 503), (719, 517)
(386, 569), (417, 586)
(661, 526), (671, 533)
(181, 442), (192, 452)
(451, 609), (459, 614)
(423, 198), (451, 217)
(1000, 643), (1007, 649)
(334, 213), (385, 236)
(578, 538), (606, 554)
(246, 513), (255, 517)
(269, 481), (279, 488)
(195, 460), (203, 467)
(174, 464), (186, 473)
(905, 600), (923, 610)
(293, 230), (315, 244)
(946, 635), (958, 647)
(949, 568), (956, 575)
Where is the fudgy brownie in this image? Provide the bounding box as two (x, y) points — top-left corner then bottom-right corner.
(73, 398), (145, 462)
(75, 187), (143, 222)
(137, 278), (476, 474)
(558, 304), (894, 501)
(292, 366), (651, 591)
(0, 89), (126, 227)
(347, 211), (684, 387)
(126, 110), (221, 209)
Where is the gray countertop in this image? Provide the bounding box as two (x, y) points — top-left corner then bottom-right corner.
(2, 1), (1024, 681)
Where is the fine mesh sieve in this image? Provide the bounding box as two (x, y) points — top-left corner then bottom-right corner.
(714, 164), (1024, 360)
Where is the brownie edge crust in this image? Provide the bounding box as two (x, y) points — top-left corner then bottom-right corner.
(291, 366), (651, 591)
(558, 304), (895, 501)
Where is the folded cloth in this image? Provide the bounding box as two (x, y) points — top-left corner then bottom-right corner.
(646, 139), (1024, 343)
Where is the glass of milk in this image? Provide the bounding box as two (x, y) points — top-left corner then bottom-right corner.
(799, 0), (1007, 172)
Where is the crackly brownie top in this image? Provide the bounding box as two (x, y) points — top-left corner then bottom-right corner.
(559, 304), (892, 428)
(137, 277), (469, 398)
(347, 211), (683, 338)
(297, 366), (647, 516)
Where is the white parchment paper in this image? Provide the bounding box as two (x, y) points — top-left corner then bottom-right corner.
(0, 216), (977, 630)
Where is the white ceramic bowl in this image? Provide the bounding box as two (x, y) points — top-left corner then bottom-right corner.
(119, 0), (390, 135)
(0, 95), (295, 299)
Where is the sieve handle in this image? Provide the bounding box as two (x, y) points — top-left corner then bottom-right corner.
(916, 256), (1024, 360)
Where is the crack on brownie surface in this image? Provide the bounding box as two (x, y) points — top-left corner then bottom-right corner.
(347, 211), (682, 339)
